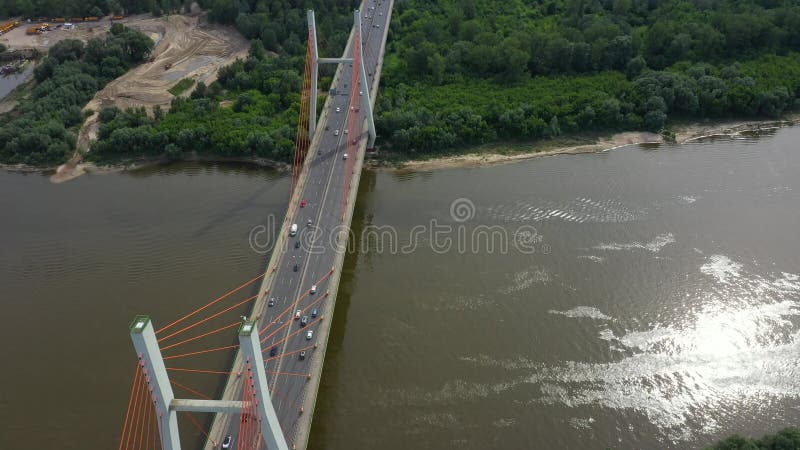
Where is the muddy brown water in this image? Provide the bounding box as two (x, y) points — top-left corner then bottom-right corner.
(1, 127), (800, 449)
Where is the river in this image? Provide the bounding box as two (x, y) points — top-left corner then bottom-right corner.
(1, 127), (799, 449)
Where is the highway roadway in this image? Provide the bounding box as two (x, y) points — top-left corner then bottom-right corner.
(218, 0), (392, 448)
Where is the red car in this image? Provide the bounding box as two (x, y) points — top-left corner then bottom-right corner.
(300, 200), (307, 208)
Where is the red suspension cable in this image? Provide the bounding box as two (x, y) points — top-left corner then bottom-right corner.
(162, 344), (239, 361)
(160, 321), (242, 351)
(125, 365), (146, 450)
(132, 370), (149, 450)
(158, 294), (257, 343)
(118, 362), (142, 450)
(170, 379), (212, 400)
(155, 272), (266, 335)
(259, 268), (333, 336)
(186, 412), (211, 442)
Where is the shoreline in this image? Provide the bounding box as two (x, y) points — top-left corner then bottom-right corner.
(369, 115), (800, 171)
(1, 115), (797, 182)
(47, 153), (290, 183)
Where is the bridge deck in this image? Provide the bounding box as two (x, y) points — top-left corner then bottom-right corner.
(206, 1), (393, 448)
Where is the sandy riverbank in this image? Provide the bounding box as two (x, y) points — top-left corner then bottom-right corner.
(371, 115), (800, 171)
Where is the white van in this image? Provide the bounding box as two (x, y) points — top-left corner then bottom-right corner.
(290, 223), (298, 236)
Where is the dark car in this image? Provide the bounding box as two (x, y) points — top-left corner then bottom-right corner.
(222, 435), (232, 449)
(299, 350), (306, 360)
(270, 346), (278, 357)
(300, 315), (309, 327)
(293, 264), (299, 272)
(294, 241), (300, 249)
(268, 298), (275, 307)
(311, 308), (318, 318)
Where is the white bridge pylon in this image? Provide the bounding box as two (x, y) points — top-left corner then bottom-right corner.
(307, 9), (377, 149)
(129, 316), (288, 450)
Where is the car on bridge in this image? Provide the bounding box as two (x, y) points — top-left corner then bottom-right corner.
(334, 130), (339, 136)
(300, 199), (307, 207)
(299, 350), (306, 360)
(295, 310), (301, 320)
(306, 330), (314, 340)
(300, 315), (308, 326)
(270, 346), (278, 357)
(222, 435), (232, 449)
(310, 285), (317, 294)
(268, 298), (275, 307)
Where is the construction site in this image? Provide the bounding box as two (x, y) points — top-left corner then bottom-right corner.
(76, 12), (250, 152)
(1, 8), (250, 180)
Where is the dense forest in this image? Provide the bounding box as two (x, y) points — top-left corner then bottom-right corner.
(704, 427), (800, 450)
(0, 25), (153, 165)
(4, 0), (800, 164)
(374, 0), (800, 155)
(93, 0), (800, 162)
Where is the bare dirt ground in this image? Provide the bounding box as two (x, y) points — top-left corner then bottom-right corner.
(49, 12), (249, 183)
(0, 19), (106, 50)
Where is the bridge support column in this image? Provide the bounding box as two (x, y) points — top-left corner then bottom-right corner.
(307, 9), (377, 149)
(354, 10), (377, 149)
(130, 316), (181, 450)
(307, 10), (319, 139)
(238, 321), (288, 450)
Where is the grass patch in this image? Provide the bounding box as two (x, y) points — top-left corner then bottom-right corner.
(169, 78), (195, 96)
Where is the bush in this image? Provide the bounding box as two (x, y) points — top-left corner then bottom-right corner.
(0, 27), (154, 165)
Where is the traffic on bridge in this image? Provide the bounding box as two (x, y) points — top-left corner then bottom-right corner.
(117, 0), (393, 449)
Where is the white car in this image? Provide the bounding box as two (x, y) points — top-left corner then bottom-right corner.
(306, 330), (314, 340)
(342, 153), (348, 160)
(294, 310), (301, 320)
(222, 435), (232, 449)
(334, 129), (339, 136)
(359, 91), (363, 96)
(335, 107), (341, 112)
(310, 285), (317, 294)
(344, 129), (348, 134)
